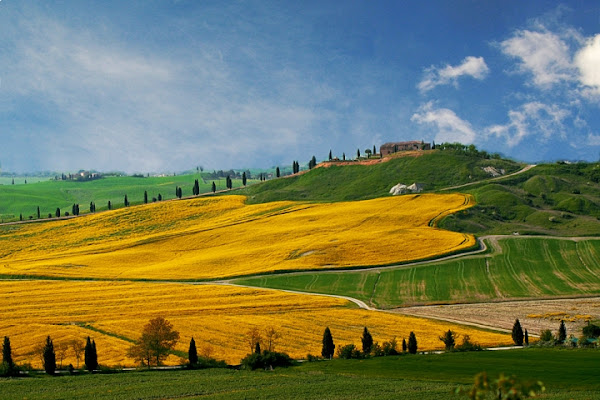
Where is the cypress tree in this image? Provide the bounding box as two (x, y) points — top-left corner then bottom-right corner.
(212, 182), (216, 193)
(158, 194), (162, 201)
(19, 213), (22, 221)
(144, 191), (148, 204)
(84, 336), (98, 371)
(55, 208), (61, 218)
(408, 332), (418, 354)
(2, 336), (13, 371)
(188, 337), (198, 365)
(124, 195), (129, 207)
(43, 336), (56, 375)
(524, 329), (529, 346)
(402, 338), (407, 352)
(373, 145), (376, 155)
(37, 206), (41, 219)
(321, 327), (335, 359)
(328, 150), (332, 161)
(254, 342), (261, 355)
(512, 319), (524, 346)
(242, 172), (247, 186)
(361, 327), (373, 354)
(342, 153), (346, 161)
(108, 201), (112, 210)
(357, 148), (360, 159)
(558, 320), (567, 344)
(276, 167), (280, 178)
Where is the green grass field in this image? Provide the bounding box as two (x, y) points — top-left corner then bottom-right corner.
(1, 348), (597, 400)
(0, 175), (251, 222)
(236, 237), (600, 308)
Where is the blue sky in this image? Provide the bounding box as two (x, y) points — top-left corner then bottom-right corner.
(1, 1), (599, 173)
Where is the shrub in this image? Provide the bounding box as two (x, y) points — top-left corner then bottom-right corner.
(337, 344), (363, 359)
(241, 350), (295, 370)
(455, 335), (482, 352)
(539, 329), (554, 342)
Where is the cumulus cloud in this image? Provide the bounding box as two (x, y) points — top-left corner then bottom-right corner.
(575, 34), (600, 95)
(485, 102), (570, 146)
(418, 56), (489, 92)
(411, 102), (476, 144)
(500, 28), (575, 88)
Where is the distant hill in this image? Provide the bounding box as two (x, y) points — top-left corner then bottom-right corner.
(239, 149), (523, 203)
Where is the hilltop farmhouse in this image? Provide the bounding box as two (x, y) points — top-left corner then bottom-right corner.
(380, 141), (431, 156)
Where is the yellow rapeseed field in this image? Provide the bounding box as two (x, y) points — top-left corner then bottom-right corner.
(0, 280), (511, 367)
(0, 194), (475, 279)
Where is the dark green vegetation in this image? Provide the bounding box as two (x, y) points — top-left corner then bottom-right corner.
(0, 174), (249, 222)
(236, 237), (600, 308)
(239, 150), (522, 204)
(1, 349), (597, 399)
(440, 162), (600, 236)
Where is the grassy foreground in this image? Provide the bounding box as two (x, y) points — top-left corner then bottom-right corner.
(236, 237), (600, 308)
(1, 349), (598, 400)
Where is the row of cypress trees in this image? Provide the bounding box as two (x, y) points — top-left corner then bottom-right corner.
(1, 335), (97, 376)
(320, 327), (418, 359)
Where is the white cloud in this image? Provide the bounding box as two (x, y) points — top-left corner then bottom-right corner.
(575, 34), (600, 95)
(485, 102), (570, 146)
(500, 29), (574, 88)
(418, 56), (489, 92)
(411, 102), (476, 144)
(588, 133), (600, 146)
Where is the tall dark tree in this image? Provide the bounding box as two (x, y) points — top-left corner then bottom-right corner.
(158, 194), (162, 201)
(408, 331), (418, 354)
(342, 153), (346, 161)
(188, 337), (198, 366)
(254, 341), (261, 355)
(19, 213), (22, 221)
(524, 329), (529, 346)
(124, 195), (129, 207)
(242, 172), (247, 186)
(357, 148), (361, 159)
(439, 330), (456, 350)
(108, 201), (112, 210)
(276, 167), (280, 178)
(37, 206), (41, 219)
(55, 208), (61, 218)
(72, 204), (79, 216)
(361, 327), (373, 354)
(90, 202), (95, 213)
(84, 336), (98, 371)
(226, 176), (232, 190)
(212, 182), (216, 193)
(402, 338), (407, 352)
(373, 145), (376, 155)
(328, 150), (332, 161)
(2, 336), (13, 371)
(144, 191), (148, 204)
(558, 320), (567, 344)
(193, 179), (200, 196)
(43, 336), (56, 375)
(321, 327), (335, 359)
(512, 319), (524, 346)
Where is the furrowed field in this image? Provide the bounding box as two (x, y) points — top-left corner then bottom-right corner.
(0, 194), (475, 280)
(0, 280), (511, 367)
(237, 237), (600, 308)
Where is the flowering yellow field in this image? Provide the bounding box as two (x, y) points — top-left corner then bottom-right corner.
(0, 280), (511, 367)
(0, 194), (475, 280)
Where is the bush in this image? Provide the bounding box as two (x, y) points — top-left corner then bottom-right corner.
(306, 354), (321, 362)
(241, 351), (295, 370)
(455, 335), (482, 352)
(188, 356), (227, 370)
(539, 329), (554, 342)
(337, 344), (363, 359)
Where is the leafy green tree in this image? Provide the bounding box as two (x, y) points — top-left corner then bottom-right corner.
(439, 329), (456, 350)
(539, 329), (553, 342)
(361, 327), (373, 354)
(2, 336), (14, 371)
(408, 331), (418, 354)
(321, 327), (335, 359)
(188, 337), (198, 366)
(557, 320), (567, 344)
(43, 336), (56, 375)
(512, 319), (524, 346)
(365, 149), (372, 158)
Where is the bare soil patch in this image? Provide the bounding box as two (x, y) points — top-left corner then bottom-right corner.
(397, 297), (600, 337)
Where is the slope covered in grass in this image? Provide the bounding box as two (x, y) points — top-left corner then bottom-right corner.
(236, 237), (600, 308)
(239, 150), (522, 204)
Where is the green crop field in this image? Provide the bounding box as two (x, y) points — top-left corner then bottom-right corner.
(236, 237), (600, 308)
(0, 175), (251, 222)
(1, 348), (597, 400)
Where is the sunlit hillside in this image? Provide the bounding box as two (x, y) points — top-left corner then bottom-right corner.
(0, 280), (511, 367)
(0, 194), (475, 280)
